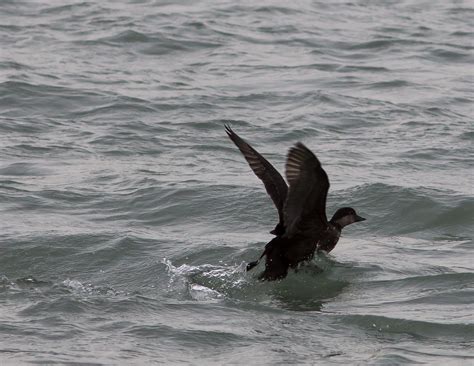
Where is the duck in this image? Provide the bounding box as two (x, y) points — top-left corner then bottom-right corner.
(225, 125), (365, 280)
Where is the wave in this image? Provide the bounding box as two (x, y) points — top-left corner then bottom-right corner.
(0, 162), (52, 177)
(0, 81), (108, 122)
(428, 48), (472, 62)
(337, 314), (474, 340)
(345, 183), (474, 237)
(364, 79), (413, 89)
(80, 29), (222, 55)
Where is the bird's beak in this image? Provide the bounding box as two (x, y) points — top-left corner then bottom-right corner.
(355, 215), (366, 222)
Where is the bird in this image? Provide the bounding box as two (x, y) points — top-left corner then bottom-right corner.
(225, 125), (365, 280)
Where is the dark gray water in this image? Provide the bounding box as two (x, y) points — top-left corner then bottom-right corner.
(1, 0), (473, 364)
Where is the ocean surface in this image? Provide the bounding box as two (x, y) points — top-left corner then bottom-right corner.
(1, 0), (473, 364)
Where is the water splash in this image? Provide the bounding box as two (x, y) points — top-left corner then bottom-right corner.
(61, 278), (119, 296)
(162, 258), (248, 301)
(0, 274), (16, 291)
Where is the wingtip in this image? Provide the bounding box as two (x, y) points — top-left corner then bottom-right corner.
(287, 142), (316, 160)
(224, 123), (233, 136)
(287, 142), (306, 159)
(294, 141), (309, 151)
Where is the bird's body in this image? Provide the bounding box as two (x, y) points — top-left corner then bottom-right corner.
(225, 126), (365, 280)
(316, 224), (341, 253)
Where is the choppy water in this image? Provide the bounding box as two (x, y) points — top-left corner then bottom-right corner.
(1, 0), (473, 364)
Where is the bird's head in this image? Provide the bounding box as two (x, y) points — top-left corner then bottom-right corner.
(330, 207), (366, 228)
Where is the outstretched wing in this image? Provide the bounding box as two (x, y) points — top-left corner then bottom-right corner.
(225, 125), (288, 225)
(283, 142), (330, 238)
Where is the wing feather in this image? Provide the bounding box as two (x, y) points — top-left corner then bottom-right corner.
(283, 142), (330, 237)
(225, 125), (288, 223)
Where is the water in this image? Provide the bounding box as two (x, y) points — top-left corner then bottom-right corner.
(1, 0), (473, 364)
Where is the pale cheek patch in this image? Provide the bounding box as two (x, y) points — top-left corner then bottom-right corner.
(336, 215), (356, 227)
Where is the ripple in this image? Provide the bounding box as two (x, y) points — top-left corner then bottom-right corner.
(428, 48), (472, 62)
(0, 60), (31, 71)
(364, 79), (413, 89)
(0, 162), (52, 177)
(86, 29), (222, 55)
(338, 314), (474, 339)
(347, 39), (400, 50)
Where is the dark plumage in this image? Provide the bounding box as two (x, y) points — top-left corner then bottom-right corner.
(225, 125), (365, 280)
(225, 125), (288, 236)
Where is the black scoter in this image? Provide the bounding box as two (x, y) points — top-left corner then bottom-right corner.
(225, 125), (365, 280)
